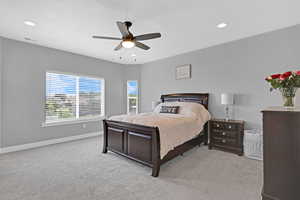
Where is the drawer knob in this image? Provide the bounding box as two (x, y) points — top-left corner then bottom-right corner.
(222, 132), (226, 136)
(216, 124), (220, 127)
(222, 139), (226, 143)
(228, 125), (232, 129)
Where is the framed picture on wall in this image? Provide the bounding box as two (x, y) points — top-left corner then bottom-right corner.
(176, 64), (191, 80)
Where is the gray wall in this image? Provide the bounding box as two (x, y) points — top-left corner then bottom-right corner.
(140, 25), (300, 129)
(0, 38), (129, 147)
(0, 37), (3, 148)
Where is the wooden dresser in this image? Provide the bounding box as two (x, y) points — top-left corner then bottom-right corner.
(262, 107), (300, 200)
(208, 119), (244, 156)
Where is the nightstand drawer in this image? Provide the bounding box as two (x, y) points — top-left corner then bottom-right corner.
(212, 122), (237, 131)
(211, 130), (237, 138)
(212, 137), (237, 147)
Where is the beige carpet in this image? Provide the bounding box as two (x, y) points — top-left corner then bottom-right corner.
(0, 136), (263, 200)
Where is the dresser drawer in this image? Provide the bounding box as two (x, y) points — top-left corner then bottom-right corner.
(212, 137), (237, 147)
(211, 130), (237, 139)
(212, 122), (237, 131)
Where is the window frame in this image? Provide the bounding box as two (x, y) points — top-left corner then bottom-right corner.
(43, 71), (105, 127)
(127, 80), (139, 114)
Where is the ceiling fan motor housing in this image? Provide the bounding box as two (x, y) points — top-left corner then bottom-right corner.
(124, 21), (132, 28)
(123, 21), (134, 40)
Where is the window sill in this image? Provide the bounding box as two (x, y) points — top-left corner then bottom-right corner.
(42, 116), (105, 127)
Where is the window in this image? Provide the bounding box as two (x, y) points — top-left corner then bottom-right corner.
(45, 72), (104, 123)
(127, 80), (138, 114)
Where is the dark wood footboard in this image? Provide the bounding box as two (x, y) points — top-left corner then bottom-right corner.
(102, 119), (161, 177)
(103, 119), (208, 177)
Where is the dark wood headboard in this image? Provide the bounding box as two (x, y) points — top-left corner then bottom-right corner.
(160, 93), (209, 110)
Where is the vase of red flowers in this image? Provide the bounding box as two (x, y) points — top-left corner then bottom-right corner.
(265, 71), (300, 107)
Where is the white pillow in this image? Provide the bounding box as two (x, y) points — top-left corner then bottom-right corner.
(154, 101), (210, 121)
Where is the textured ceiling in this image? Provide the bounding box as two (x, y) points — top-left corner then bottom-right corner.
(0, 0), (299, 64)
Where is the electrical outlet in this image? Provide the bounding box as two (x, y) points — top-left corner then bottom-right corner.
(82, 124), (86, 128)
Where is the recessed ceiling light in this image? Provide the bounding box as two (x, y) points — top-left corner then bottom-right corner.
(217, 23), (227, 29)
(24, 20), (36, 27)
(131, 54), (136, 57)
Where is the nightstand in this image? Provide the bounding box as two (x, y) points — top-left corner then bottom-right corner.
(208, 119), (245, 156)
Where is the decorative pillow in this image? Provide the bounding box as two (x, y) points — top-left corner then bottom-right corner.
(160, 106), (179, 114)
(154, 102), (211, 122)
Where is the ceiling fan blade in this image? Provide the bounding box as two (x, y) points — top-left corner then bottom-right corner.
(92, 36), (122, 40)
(135, 41), (150, 50)
(117, 21), (130, 37)
(114, 43), (123, 51)
(134, 33), (161, 41)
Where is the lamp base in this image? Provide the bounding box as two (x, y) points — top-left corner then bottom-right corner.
(225, 105), (230, 121)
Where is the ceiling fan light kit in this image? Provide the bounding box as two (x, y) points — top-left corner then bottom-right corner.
(92, 21), (161, 51)
(122, 40), (135, 48)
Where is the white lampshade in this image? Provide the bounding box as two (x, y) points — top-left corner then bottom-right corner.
(221, 93), (234, 105)
(151, 101), (161, 110)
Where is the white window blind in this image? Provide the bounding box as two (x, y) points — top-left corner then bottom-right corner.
(46, 72), (104, 123)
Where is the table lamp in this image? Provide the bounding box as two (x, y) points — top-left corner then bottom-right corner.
(221, 93), (234, 121)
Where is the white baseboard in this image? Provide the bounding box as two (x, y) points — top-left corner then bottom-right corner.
(0, 132), (102, 154)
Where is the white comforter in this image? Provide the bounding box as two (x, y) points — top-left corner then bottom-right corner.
(109, 102), (211, 158)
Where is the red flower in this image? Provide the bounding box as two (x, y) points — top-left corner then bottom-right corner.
(270, 74), (281, 79)
(295, 70), (300, 76)
(280, 71), (292, 80)
(265, 73), (281, 81)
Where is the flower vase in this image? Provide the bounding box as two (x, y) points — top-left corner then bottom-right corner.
(280, 87), (297, 107)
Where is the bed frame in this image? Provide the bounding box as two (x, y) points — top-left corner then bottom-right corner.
(102, 93), (209, 177)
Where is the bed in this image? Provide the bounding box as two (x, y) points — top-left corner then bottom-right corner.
(102, 93), (210, 177)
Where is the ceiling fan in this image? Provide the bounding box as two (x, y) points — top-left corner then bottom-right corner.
(92, 21), (161, 51)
